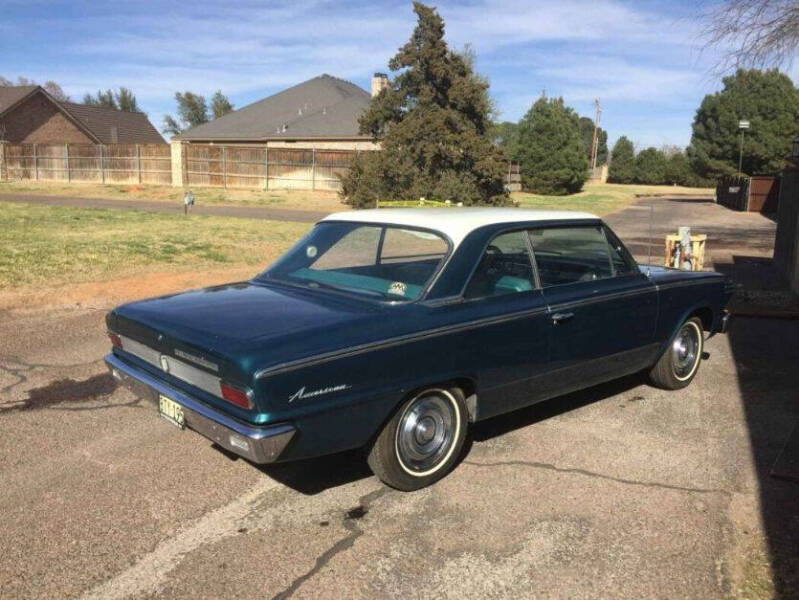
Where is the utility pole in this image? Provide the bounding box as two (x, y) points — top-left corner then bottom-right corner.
(738, 119), (750, 177)
(590, 98), (602, 171)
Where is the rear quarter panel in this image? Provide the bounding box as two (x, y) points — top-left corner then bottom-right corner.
(649, 269), (729, 347)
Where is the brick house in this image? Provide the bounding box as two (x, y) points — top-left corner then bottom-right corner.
(0, 85), (164, 144)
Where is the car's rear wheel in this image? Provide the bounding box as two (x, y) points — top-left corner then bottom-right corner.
(367, 387), (467, 491)
(648, 316), (704, 389)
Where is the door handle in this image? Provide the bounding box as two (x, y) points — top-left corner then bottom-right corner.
(551, 312), (574, 324)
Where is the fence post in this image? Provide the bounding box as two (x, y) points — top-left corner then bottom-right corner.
(0, 141), (6, 181)
(169, 140), (183, 187)
(137, 144), (142, 184)
(99, 145), (105, 184)
(264, 142), (269, 192)
(65, 144), (70, 182)
(34, 143), (38, 180)
(311, 148), (316, 191)
(222, 146), (227, 189)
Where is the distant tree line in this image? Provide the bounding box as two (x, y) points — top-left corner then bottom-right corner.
(0, 76), (70, 102)
(607, 139), (704, 186)
(609, 68), (799, 185)
(83, 87), (140, 112)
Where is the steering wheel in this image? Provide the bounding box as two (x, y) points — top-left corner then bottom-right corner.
(486, 244), (503, 255)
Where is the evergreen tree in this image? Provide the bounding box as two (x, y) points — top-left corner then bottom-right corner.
(634, 147), (668, 184)
(690, 69), (799, 177)
(115, 87), (139, 112)
(515, 96), (587, 195)
(339, 2), (508, 207)
(664, 150), (693, 186)
(578, 116), (608, 166)
(84, 89), (117, 109)
(210, 91), (234, 119)
(608, 136), (636, 183)
(162, 92), (210, 136)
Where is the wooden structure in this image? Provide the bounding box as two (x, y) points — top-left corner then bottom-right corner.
(1, 143), (171, 185)
(664, 233), (707, 271)
(182, 145), (356, 191)
(716, 175), (780, 213)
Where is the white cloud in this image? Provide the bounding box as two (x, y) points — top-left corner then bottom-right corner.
(5, 0), (731, 145)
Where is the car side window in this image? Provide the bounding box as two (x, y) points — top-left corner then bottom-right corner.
(528, 226), (613, 286)
(464, 231), (536, 299)
(604, 227), (638, 276)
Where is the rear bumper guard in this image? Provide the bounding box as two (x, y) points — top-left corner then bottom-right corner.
(105, 353), (295, 463)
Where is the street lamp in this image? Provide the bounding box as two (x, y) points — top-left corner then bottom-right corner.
(738, 119), (750, 177)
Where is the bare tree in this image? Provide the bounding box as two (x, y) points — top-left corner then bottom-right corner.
(705, 1), (799, 70)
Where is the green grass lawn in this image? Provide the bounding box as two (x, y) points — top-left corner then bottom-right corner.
(0, 202), (310, 288)
(512, 182), (714, 216)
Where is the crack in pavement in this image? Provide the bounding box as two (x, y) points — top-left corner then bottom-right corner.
(464, 460), (733, 496)
(271, 487), (391, 600)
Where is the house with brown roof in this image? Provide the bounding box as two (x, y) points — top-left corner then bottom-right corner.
(0, 85), (165, 144)
(175, 74), (385, 150)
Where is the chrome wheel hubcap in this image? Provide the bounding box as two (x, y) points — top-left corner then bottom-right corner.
(397, 392), (456, 474)
(672, 323), (700, 379)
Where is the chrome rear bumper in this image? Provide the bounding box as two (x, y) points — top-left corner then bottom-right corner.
(105, 353), (295, 463)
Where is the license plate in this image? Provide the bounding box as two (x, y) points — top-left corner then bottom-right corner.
(158, 394), (185, 429)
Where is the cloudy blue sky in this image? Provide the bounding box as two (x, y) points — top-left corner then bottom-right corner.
(1, 0), (778, 148)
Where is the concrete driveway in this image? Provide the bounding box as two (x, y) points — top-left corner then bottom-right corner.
(1, 197), (796, 599)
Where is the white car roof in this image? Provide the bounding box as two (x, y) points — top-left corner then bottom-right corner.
(320, 207), (600, 247)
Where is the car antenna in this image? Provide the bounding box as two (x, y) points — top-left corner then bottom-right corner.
(646, 200), (653, 276)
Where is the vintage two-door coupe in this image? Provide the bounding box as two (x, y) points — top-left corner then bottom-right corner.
(105, 208), (732, 490)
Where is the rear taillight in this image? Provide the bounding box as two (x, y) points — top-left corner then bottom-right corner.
(108, 332), (123, 349)
(220, 383), (253, 409)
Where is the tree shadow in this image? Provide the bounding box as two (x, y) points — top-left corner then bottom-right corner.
(727, 316), (799, 597)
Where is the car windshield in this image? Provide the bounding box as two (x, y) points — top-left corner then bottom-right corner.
(256, 221), (450, 301)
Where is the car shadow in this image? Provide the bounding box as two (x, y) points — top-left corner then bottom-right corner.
(470, 373), (645, 442)
(248, 373), (645, 496)
(255, 448), (374, 495)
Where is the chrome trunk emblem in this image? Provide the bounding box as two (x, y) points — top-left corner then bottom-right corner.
(159, 355), (170, 373)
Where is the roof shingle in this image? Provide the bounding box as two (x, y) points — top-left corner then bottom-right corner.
(177, 74), (371, 141)
(60, 102), (165, 144)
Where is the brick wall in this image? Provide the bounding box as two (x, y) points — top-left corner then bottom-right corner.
(0, 93), (93, 144)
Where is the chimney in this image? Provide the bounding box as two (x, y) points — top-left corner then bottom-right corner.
(371, 73), (389, 98)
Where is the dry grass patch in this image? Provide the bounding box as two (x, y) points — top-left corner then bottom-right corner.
(0, 180), (347, 212)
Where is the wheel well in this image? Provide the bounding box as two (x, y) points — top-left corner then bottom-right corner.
(691, 307), (714, 331)
(367, 377), (479, 449)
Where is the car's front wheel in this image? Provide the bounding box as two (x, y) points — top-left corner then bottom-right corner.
(368, 387), (467, 491)
(648, 316), (704, 389)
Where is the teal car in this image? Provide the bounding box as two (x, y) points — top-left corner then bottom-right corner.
(106, 208), (732, 490)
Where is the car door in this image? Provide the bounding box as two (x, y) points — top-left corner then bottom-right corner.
(450, 229), (551, 419)
(528, 224), (658, 398)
